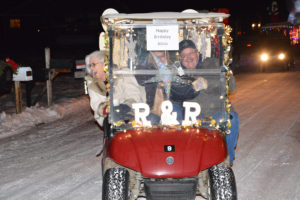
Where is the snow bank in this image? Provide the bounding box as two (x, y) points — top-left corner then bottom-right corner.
(0, 96), (89, 139)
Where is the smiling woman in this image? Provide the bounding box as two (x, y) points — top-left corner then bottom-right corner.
(89, 57), (106, 81)
(84, 50), (108, 126)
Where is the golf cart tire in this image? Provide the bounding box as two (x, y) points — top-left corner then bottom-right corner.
(208, 165), (237, 200)
(102, 168), (129, 200)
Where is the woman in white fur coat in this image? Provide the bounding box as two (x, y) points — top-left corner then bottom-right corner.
(85, 50), (145, 127)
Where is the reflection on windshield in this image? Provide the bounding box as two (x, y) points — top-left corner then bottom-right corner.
(109, 25), (226, 129)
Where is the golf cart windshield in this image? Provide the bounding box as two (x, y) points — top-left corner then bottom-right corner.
(107, 23), (227, 130)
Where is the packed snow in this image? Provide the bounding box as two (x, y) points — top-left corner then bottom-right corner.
(1, 70), (300, 200)
(0, 73), (87, 138)
(0, 96), (90, 139)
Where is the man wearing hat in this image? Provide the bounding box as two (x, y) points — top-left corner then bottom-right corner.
(177, 39), (239, 165)
(179, 39), (203, 69)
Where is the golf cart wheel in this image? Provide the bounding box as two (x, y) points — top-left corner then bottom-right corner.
(208, 165), (237, 200)
(102, 168), (129, 200)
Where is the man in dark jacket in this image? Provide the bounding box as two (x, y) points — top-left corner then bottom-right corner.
(178, 39), (239, 165)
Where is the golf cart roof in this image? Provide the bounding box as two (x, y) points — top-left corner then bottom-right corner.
(101, 9), (230, 27)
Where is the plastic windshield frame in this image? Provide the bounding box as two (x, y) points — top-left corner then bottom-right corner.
(107, 22), (227, 130)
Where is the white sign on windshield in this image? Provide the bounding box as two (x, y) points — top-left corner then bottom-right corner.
(146, 25), (179, 51)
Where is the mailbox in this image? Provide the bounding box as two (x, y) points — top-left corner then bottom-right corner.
(74, 59), (86, 78)
(13, 66), (33, 81)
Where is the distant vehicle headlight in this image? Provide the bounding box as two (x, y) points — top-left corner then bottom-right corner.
(260, 53), (269, 62)
(278, 53), (285, 60)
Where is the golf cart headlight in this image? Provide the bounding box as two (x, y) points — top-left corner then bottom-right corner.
(278, 53), (285, 60)
(260, 53), (269, 62)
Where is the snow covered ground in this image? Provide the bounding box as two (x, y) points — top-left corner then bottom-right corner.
(1, 69), (300, 199)
(0, 96), (90, 139)
(231, 71), (300, 200)
(0, 101), (103, 200)
(0, 73), (87, 138)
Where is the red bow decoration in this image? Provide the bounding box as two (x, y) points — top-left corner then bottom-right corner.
(6, 57), (18, 71)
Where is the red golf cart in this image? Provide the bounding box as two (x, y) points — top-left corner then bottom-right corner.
(100, 8), (237, 200)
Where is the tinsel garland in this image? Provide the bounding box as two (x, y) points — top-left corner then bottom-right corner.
(103, 25), (233, 134)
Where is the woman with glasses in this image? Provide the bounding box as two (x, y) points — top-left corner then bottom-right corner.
(85, 50), (146, 127)
(85, 51), (109, 126)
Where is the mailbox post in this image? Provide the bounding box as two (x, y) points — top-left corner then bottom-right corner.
(45, 48), (52, 106)
(13, 67), (33, 113)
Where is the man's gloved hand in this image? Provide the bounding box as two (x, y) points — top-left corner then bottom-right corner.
(113, 104), (133, 121)
(192, 77), (208, 91)
(114, 104), (131, 114)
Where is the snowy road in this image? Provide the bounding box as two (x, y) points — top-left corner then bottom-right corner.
(231, 72), (300, 200)
(0, 106), (104, 200)
(1, 71), (300, 200)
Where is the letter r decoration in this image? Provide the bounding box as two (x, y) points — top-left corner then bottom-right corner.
(132, 103), (151, 127)
(182, 102), (201, 126)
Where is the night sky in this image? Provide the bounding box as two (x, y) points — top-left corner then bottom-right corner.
(0, 0), (290, 20)
(0, 0), (292, 61)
